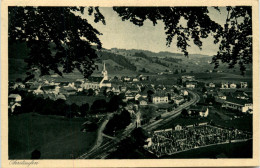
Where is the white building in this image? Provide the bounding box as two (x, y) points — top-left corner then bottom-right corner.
(222, 97), (253, 113)
(209, 82), (215, 88)
(175, 124), (182, 131)
(186, 82), (196, 89)
(152, 93), (168, 104)
(221, 83), (229, 89)
(230, 83), (237, 89)
(240, 82), (248, 88)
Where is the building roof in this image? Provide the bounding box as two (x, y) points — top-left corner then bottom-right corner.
(189, 105), (207, 112)
(8, 94), (21, 99)
(225, 97), (251, 105)
(153, 92), (167, 97)
(41, 85), (57, 90)
(87, 76), (103, 83)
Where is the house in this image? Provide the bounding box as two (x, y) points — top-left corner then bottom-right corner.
(121, 76), (131, 82)
(181, 90), (189, 96)
(135, 93), (142, 100)
(132, 78), (139, 82)
(181, 75), (195, 83)
(8, 94), (22, 113)
(41, 85), (60, 95)
(152, 92), (168, 104)
(173, 97), (185, 105)
(199, 106), (209, 117)
(232, 90), (250, 100)
(111, 86), (121, 95)
(240, 82), (248, 88)
(8, 94), (22, 102)
(74, 81), (84, 92)
(222, 97), (253, 113)
(221, 83), (229, 89)
(189, 105), (209, 117)
(186, 81), (196, 89)
(175, 124), (182, 131)
(126, 86), (140, 94)
(208, 82), (215, 88)
(12, 82), (26, 89)
(138, 97), (148, 106)
(120, 86), (127, 92)
(28, 84), (44, 95)
(125, 93), (135, 101)
(230, 83), (237, 89)
(215, 92), (227, 103)
(60, 87), (77, 96)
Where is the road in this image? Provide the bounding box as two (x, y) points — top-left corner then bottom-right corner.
(78, 89), (200, 159)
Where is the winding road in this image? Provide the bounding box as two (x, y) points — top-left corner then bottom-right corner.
(78, 89), (200, 159)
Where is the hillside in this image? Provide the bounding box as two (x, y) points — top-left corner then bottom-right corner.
(8, 43), (252, 81)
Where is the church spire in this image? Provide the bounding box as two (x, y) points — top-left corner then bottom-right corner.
(102, 62), (108, 80)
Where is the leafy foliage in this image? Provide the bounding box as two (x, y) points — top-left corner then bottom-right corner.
(212, 6), (252, 75)
(113, 7), (252, 74)
(9, 7), (104, 79)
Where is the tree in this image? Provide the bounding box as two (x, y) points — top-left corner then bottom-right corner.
(113, 7), (252, 75)
(80, 103), (89, 117)
(181, 109), (189, 117)
(147, 90), (154, 102)
(174, 69), (179, 74)
(90, 99), (107, 113)
(107, 95), (123, 112)
(9, 7), (105, 79)
(88, 88), (95, 96)
(202, 86), (207, 93)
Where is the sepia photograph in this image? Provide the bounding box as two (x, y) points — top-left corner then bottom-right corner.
(1, 0), (259, 167)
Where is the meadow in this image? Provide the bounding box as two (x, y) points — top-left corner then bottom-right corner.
(9, 113), (97, 159)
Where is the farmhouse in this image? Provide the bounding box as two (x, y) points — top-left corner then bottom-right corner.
(138, 97), (148, 106)
(152, 92), (168, 104)
(186, 81), (196, 89)
(189, 106), (209, 117)
(222, 97), (253, 113)
(230, 83), (237, 89)
(240, 82), (248, 88)
(221, 82), (229, 89)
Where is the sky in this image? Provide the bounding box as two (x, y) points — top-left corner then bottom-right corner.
(81, 7), (228, 56)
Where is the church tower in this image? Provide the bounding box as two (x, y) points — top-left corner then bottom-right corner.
(102, 62), (108, 80)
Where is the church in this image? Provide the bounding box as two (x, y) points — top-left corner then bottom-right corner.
(83, 63), (111, 90)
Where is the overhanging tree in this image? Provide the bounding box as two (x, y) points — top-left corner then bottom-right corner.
(9, 7), (105, 79)
(113, 6), (252, 75)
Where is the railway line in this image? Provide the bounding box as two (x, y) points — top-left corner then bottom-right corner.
(78, 89), (200, 159)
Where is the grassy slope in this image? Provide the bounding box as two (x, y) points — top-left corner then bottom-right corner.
(9, 113), (97, 159)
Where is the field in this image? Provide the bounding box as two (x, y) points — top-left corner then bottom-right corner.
(162, 139), (252, 158)
(157, 108), (252, 132)
(9, 113), (97, 159)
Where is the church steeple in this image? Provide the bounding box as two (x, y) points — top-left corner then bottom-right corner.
(102, 62), (108, 80)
